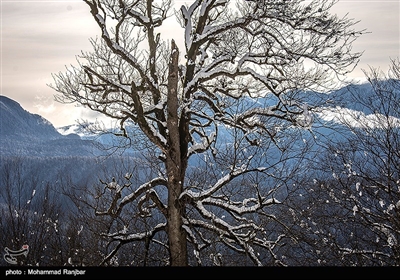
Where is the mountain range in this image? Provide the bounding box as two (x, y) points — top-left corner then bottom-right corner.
(0, 80), (399, 219)
(1, 81), (399, 158)
(0, 95), (99, 157)
(0, 95), (141, 204)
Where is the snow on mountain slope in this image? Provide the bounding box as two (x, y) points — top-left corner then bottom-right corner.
(317, 81), (400, 129)
(318, 107), (400, 129)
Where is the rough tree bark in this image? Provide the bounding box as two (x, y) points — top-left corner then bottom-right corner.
(166, 39), (188, 266)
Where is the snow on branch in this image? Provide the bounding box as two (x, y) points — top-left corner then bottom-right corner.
(180, 0), (202, 51)
(89, 6), (141, 71)
(189, 199), (264, 265)
(106, 222), (166, 242)
(95, 177), (167, 218)
(187, 131), (216, 157)
(99, 222), (167, 265)
(137, 189), (168, 217)
(202, 195), (281, 216)
(180, 166), (268, 201)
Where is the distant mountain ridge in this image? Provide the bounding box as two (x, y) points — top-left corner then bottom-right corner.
(2, 80), (399, 157)
(0, 96), (61, 140)
(0, 95), (97, 157)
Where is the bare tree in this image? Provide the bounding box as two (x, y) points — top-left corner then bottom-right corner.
(0, 158), (67, 266)
(292, 58), (400, 265)
(325, 59), (400, 265)
(50, 0), (363, 266)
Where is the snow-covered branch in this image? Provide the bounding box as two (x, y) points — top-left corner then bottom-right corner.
(105, 222), (166, 242)
(95, 177), (167, 218)
(187, 131), (216, 157)
(202, 196), (281, 216)
(51, 0), (365, 266)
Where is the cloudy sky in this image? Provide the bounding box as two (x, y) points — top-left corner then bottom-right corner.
(1, 0), (399, 127)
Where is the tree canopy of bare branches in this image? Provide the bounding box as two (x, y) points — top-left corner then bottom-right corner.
(49, 0), (363, 266)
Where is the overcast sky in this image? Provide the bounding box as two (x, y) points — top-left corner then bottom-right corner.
(1, 0), (399, 127)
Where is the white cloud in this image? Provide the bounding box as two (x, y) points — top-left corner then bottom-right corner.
(318, 107), (400, 129)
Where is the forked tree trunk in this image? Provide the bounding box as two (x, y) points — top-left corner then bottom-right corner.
(166, 39), (188, 266)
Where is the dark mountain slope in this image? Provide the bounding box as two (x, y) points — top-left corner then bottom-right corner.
(0, 95), (97, 157)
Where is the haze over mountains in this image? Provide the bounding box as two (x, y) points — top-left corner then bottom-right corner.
(0, 95), (98, 157)
(0, 95), (143, 201)
(1, 81), (399, 159)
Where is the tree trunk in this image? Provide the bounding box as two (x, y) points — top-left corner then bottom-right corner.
(166, 39), (188, 266)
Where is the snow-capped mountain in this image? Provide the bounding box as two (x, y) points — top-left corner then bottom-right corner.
(57, 121), (141, 156)
(57, 122), (103, 139)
